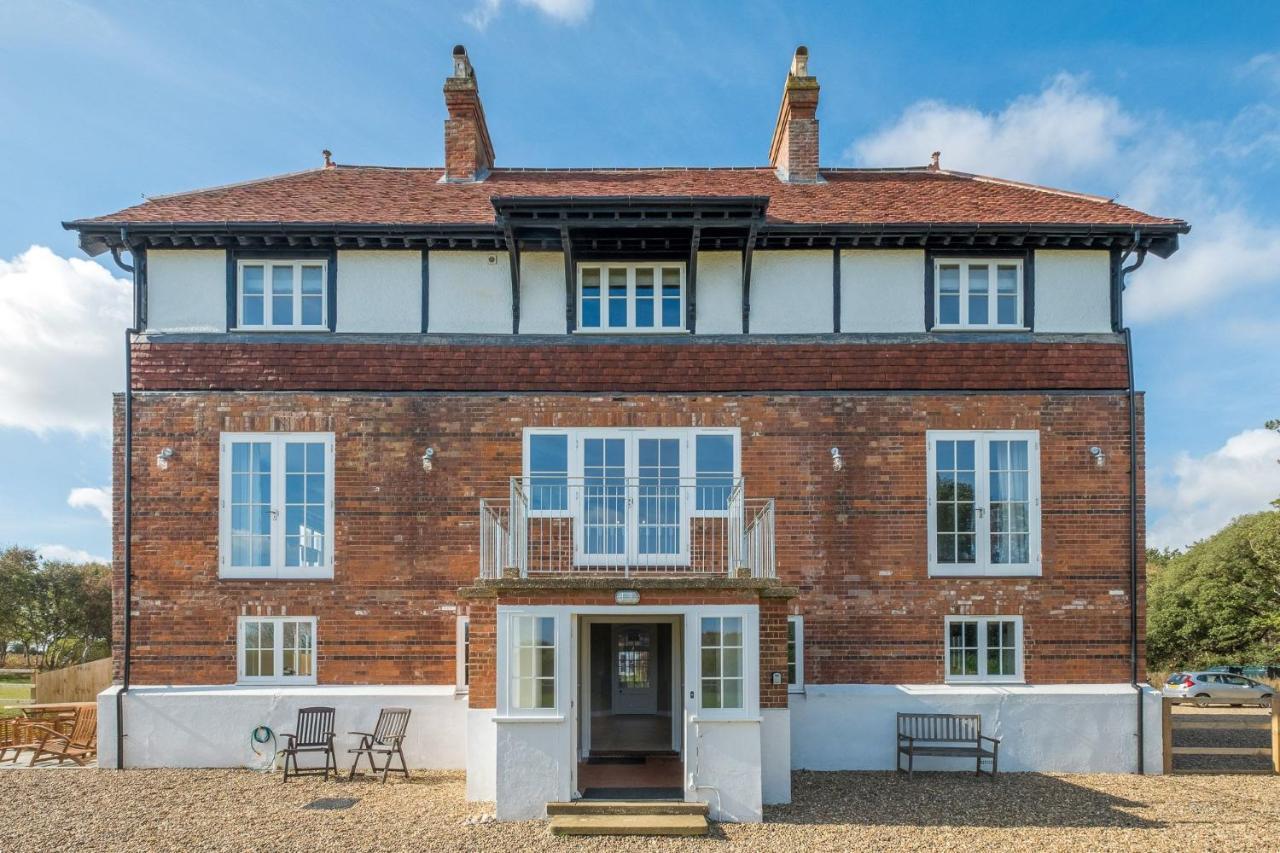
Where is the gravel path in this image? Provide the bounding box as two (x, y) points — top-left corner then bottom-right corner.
(2, 768), (1278, 852)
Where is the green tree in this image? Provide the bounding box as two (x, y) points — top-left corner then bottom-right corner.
(1147, 510), (1280, 669)
(0, 547), (38, 664)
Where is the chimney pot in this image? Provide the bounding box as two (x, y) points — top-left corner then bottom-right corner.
(769, 46), (821, 183)
(929, 151), (941, 171)
(442, 44), (495, 182)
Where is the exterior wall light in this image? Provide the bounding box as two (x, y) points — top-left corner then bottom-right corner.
(155, 447), (174, 470)
(1089, 446), (1106, 468)
(422, 447), (436, 472)
(831, 447), (844, 472)
(615, 590), (640, 606)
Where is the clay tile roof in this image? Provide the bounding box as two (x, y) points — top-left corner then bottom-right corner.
(74, 165), (1186, 229)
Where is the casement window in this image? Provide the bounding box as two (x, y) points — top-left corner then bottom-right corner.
(237, 259), (328, 329)
(699, 615), (745, 711)
(787, 615), (804, 693)
(456, 615), (470, 693)
(510, 614), (556, 711)
(577, 262), (685, 332)
(933, 258), (1024, 330)
(944, 616), (1023, 683)
(237, 616), (316, 684)
(521, 427), (741, 566)
(219, 432), (335, 580)
(927, 430), (1041, 577)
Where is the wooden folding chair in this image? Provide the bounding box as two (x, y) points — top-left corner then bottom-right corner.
(26, 705), (98, 766)
(279, 706), (337, 782)
(347, 707), (411, 783)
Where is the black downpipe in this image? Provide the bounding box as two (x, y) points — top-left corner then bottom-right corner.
(110, 237), (139, 770)
(1120, 237), (1147, 773)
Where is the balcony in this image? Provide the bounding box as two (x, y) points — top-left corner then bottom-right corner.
(478, 477), (775, 579)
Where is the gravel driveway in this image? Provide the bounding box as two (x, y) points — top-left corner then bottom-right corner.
(2, 768), (1278, 852)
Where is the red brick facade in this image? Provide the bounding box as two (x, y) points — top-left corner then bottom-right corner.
(113, 386), (1144, 688)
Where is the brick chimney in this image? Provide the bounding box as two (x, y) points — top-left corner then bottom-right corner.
(442, 45), (495, 182)
(768, 46), (821, 183)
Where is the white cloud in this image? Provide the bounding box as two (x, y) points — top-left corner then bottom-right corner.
(465, 0), (592, 30)
(36, 544), (108, 564)
(0, 245), (131, 434)
(68, 486), (111, 523)
(1240, 52), (1280, 89)
(1148, 428), (1280, 550)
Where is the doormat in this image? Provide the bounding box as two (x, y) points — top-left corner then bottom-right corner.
(585, 756), (646, 765)
(302, 798), (359, 811)
(580, 787), (684, 800)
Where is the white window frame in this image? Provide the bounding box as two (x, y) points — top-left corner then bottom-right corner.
(943, 615), (1024, 684)
(497, 609), (564, 718)
(926, 430), (1041, 577)
(575, 261), (687, 333)
(932, 257), (1025, 331)
(236, 615), (318, 685)
(456, 615), (470, 694)
(218, 432), (336, 580)
(235, 258), (329, 330)
(692, 606), (757, 720)
(787, 615), (804, 693)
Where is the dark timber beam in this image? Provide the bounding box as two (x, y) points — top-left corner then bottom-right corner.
(741, 221), (758, 334)
(686, 226), (701, 333)
(561, 224), (576, 332)
(503, 223), (521, 334)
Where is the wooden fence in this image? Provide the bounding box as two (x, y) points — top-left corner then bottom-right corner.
(32, 657), (113, 704)
(1163, 695), (1280, 775)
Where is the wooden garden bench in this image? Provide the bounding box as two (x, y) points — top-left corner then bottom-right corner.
(896, 712), (1000, 779)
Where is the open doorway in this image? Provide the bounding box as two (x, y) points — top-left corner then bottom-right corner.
(577, 616), (683, 799)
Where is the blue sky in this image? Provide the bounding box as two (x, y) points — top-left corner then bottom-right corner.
(1, 0), (1278, 561)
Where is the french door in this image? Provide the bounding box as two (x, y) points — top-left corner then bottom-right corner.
(574, 430), (690, 567)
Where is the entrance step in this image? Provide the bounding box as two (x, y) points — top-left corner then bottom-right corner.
(548, 813), (709, 837)
(547, 800), (708, 816)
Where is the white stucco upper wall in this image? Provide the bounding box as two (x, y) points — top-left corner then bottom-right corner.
(429, 250), (512, 334)
(335, 250), (421, 333)
(519, 252), (566, 334)
(696, 251), (743, 334)
(841, 249), (926, 333)
(1034, 250), (1112, 333)
(749, 250), (833, 334)
(146, 249), (226, 333)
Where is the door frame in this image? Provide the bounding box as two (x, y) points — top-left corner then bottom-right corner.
(577, 614), (683, 760)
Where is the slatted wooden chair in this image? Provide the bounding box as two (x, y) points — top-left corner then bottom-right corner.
(26, 705), (98, 766)
(896, 712), (1000, 779)
(279, 706), (337, 782)
(0, 717), (30, 763)
(347, 707), (412, 782)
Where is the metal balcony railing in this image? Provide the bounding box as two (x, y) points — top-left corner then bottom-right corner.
(478, 476), (775, 580)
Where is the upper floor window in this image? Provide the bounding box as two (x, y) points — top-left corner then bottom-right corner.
(238, 259), (328, 329)
(219, 432), (335, 579)
(578, 262), (685, 333)
(934, 258), (1023, 330)
(927, 430), (1041, 577)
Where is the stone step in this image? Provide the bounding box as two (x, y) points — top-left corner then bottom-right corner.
(548, 813), (709, 837)
(546, 800), (709, 816)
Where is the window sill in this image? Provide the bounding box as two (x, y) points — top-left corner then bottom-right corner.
(928, 566), (1041, 578)
(572, 329), (690, 336)
(231, 326), (330, 333)
(690, 715), (761, 724)
(493, 714), (565, 723)
(943, 678), (1026, 686)
(929, 326), (1030, 333)
(220, 569), (335, 581)
(236, 678), (319, 687)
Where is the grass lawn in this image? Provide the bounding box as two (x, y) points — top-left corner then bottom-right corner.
(0, 673), (33, 716)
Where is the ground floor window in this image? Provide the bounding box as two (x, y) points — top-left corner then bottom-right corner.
(456, 615), (470, 692)
(944, 615), (1023, 683)
(700, 615), (744, 711)
(787, 615), (804, 692)
(511, 614), (556, 711)
(237, 616), (316, 684)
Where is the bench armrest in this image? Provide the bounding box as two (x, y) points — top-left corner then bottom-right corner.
(897, 733), (914, 743)
(979, 735), (1002, 745)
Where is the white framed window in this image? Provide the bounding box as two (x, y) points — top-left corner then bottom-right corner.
(927, 430), (1040, 577)
(456, 615), (470, 693)
(699, 614), (746, 714)
(933, 258), (1024, 330)
(510, 613), (556, 712)
(219, 432), (335, 580)
(237, 616), (317, 684)
(787, 615), (804, 693)
(944, 616), (1023, 683)
(237, 259), (328, 330)
(577, 262), (685, 333)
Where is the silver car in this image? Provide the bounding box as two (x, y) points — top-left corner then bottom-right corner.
(1163, 671), (1275, 707)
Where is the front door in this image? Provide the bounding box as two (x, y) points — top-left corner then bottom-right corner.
(611, 624), (659, 714)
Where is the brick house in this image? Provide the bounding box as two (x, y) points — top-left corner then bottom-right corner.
(67, 46), (1187, 821)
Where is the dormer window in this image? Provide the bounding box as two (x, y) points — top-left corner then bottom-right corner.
(933, 258), (1024, 330)
(577, 262), (685, 333)
(237, 259), (328, 330)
